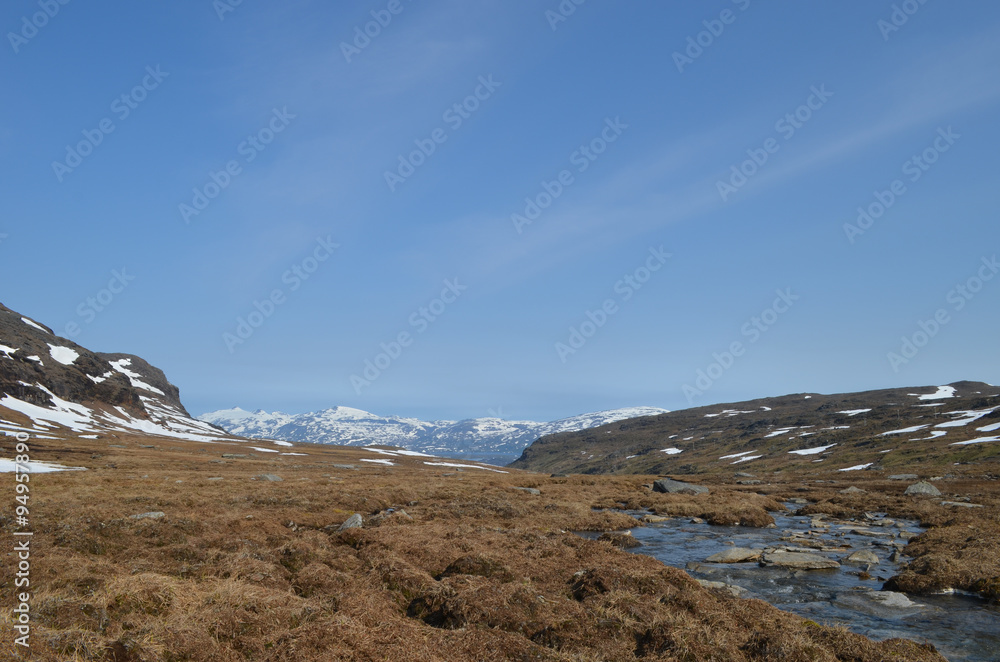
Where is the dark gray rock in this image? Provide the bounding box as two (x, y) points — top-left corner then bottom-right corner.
(653, 478), (708, 495)
(889, 474), (918, 481)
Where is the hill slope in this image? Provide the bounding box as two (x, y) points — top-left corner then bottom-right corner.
(510, 382), (1000, 476)
(0, 302), (240, 444)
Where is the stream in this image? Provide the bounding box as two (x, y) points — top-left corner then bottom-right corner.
(585, 504), (1000, 662)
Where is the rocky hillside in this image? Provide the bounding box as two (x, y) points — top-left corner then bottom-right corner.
(200, 406), (670, 463)
(510, 382), (1000, 477)
(0, 302), (239, 443)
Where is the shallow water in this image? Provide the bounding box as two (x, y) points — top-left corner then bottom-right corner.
(589, 506), (1000, 662)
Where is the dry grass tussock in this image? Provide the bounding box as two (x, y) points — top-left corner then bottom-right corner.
(0, 434), (965, 660)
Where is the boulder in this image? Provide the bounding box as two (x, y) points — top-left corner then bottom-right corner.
(130, 511), (165, 520)
(904, 481), (941, 497)
(697, 579), (747, 598)
(652, 478), (708, 495)
(511, 487), (541, 496)
(839, 486), (865, 495)
(705, 547), (761, 563)
(845, 550), (880, 566)
(639, 514), (671, 523)
(888, 474), (918, 481)
(254, 474), (283, 482)
(338, 513), (363, 531)
(940, 501), (983, 508)
(760, 550), (840, 570)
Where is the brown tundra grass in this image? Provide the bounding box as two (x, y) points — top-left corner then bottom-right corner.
(2, 433), (990, 661)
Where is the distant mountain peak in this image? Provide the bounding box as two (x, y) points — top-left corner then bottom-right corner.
(200, 405), (671, 461)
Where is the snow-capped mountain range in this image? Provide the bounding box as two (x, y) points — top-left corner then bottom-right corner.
(199, 405), (671, 463)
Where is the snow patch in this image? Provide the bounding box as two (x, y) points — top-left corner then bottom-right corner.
(47, 344), (79, 366)
(732, 455), (763, 464)
(912, 430), (948, 441)
(838, 409), (871, 417)
(949, 436), (999, 446)
(360, 458), (395, 466)
(720, 450), (757, 460)
(915, 386), (956, 400)
(250, 447), (280, 453)
(109, 358), (166, 395)
(660, 448), (683, 455)
(880, 425), (928, 436)
(423, 461), (508, 473)
(838, 463), (873, 472)
(0, 459), (86, 473)
(0, 344), (17, 359)
(789, 444), (836, 456)
(978, 422), (1000, 433)
(21, 317), (48, 333)
(935, 408), (997, 428)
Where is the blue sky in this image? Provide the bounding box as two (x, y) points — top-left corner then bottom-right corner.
(2, 1), (999, 422)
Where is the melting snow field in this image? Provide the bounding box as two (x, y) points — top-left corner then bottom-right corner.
(979, 422), (1000, 433)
